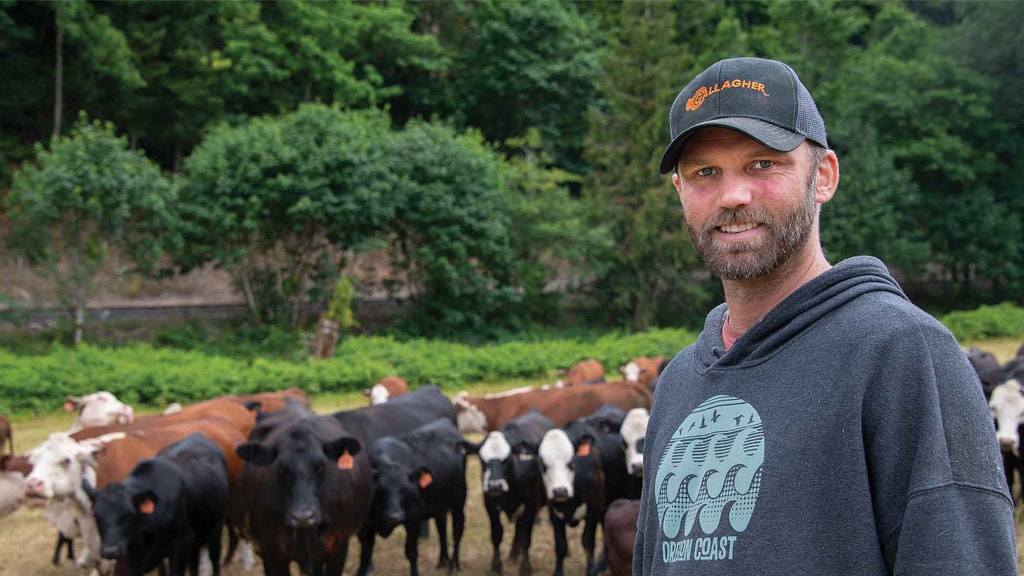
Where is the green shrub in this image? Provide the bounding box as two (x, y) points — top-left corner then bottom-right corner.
(0, 328), (696, 415)
(939, 302), (1024, 341)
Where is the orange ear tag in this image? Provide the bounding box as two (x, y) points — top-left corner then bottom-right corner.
(63, 401), (74, 412)
(418, 472), (433, 489)
(337, 451), (354, 470)
(576, 443), (591, 457)
(138, 499), (155, 514)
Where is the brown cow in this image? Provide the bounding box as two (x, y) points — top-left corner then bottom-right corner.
(234, 387), (311, 413)
(454, 381), (652, 434)
(362, 376), (410, 405)
(620, 356), (667, 387)
(604, 498), (641, 576)
(558, 359), (606, 387)
(0, 414), (12, 457)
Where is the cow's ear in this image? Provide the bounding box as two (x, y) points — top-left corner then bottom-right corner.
(132, 490), (158, 515)
(575, 435), (595, 458)
(457, 440), (480, 456)
(362, 388), (371, 397)
(324, 437), (362, 460)
(236, 442), (276, 466)
(81, 479), (98, 502)
(244, 400), (263, 413)
(411, 467), (433, 490)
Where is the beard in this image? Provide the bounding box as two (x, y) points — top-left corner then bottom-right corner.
(685, 175), (818, 281)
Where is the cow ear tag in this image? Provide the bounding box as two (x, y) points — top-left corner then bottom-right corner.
(576, 443), (591, 457)
(418, 471), (433, 489)
(337, 450), (354, 470)
(138, 499), (155, 515)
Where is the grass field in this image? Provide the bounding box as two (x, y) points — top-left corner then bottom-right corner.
(2, 339), (1023, 575)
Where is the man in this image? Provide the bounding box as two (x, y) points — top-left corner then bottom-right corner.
(633, 57), (1017, 575)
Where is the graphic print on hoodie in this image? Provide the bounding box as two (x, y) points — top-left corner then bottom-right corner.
(655, 395), (763, 564)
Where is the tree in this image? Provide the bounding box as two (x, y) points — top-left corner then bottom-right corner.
(176, 104), (398, 326)
(387, 120), (521, 338)
(584, 1), (711, 331)
(5, 114), (179, 344)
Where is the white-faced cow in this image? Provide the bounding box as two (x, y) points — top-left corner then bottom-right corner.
(989, 378), (1024, 504)
(462, 410), (554, 576)
(620, 407), (650, 478)
(362, 376), (410, 405)
(64, 392), (134, 431)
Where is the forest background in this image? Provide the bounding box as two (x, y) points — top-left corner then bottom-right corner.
(0, 0), (1021, 351)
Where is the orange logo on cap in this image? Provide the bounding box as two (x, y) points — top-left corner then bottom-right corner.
(685, 79), (770, 111)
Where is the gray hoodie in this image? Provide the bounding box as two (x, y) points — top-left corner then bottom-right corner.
(634, 256), (1016, 575)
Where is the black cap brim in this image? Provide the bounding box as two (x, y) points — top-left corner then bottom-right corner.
(658, 117), (806, 174)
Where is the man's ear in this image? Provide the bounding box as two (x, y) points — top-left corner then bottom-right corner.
(815, 150), (839, 204)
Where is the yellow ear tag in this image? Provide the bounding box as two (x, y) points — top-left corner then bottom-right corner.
(337, 451), (354, 470)
(139, 499), (155, 514)
(576, 443), (591, 457)
(418, 472), (433, 489)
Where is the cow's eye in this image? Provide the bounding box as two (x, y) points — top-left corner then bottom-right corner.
(60, 457), (72, 467)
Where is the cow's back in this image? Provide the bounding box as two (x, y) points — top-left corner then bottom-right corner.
(332, 384), (454, 444)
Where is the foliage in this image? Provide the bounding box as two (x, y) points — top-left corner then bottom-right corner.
(0, 328), (696, 415)
(583, 0), (714, 331)
(4, 114), (179, 343)
(325, 276), (358, 333)
(940, 303), (1024, 342)
(176, 104), (398, 326)
(387, 120), (521, 337)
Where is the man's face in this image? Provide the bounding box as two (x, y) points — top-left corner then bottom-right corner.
(672, 128), (820, 281)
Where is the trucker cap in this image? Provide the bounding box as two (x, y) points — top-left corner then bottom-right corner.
(658, 57), (828, 174)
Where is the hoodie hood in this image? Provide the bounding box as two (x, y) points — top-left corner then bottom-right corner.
(695, 256), (907, 369)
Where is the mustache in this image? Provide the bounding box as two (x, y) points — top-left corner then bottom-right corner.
(704, 209), (774, 232)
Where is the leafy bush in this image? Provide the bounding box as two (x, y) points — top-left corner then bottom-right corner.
(939, 302), (1024, 342)
(0, 328), (696, 415)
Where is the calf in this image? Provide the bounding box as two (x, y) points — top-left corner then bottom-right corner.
(64, 391), (134, 430)
(363, 376), (410, 405)
(83, 432), (229, 576)
(462, 410), (554, 576)
(620, 356), (667, 389)
(236, 406), (373, 576)
(533, 406), (634, 576)
(558, 359), (606, 387)
(359, 418), (467, 576)
(621, 407), (650, 478)
(603, 498), (640, 576)
(989, 379), (1024, 503)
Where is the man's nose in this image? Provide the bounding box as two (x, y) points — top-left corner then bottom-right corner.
(716, 175), (753, 209)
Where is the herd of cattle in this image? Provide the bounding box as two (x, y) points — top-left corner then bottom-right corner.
(3, 343), (1020, 576)
(0, 356), (666, 576)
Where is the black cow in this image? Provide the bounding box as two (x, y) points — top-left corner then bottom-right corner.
(967, 346), (1009, 396)
(83, 432), (229, 576)
(236, 406), (373, 576)
(532, 405), (634, 576)
(330, 384), (456, 446)
(359, 418), (467, 576)
(462, 409), (554, 576)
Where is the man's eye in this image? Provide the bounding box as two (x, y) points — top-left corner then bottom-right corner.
(753, 160), (774, 170)
(695, 167), (715, 177)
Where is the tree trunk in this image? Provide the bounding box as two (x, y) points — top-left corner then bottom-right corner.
(53, 6), (64, 139)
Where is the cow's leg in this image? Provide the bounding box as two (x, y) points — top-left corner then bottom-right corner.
(52, 532), (73, 565)
(451, 505), (466, 575)
(355, 523), (376, 576)
(260, 553), (291, 576)
(513, 507), (539, 576)
(485, 505), (504, 575)
(405, 519), (422, 576)
(581, 512), (601, 576)
(324, 545), (348, 576)
(550, 510), (569, 576)
(205, 525), (223, 576)
(434, 512), (450, 569)
(1003, 452), (1017, 503)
